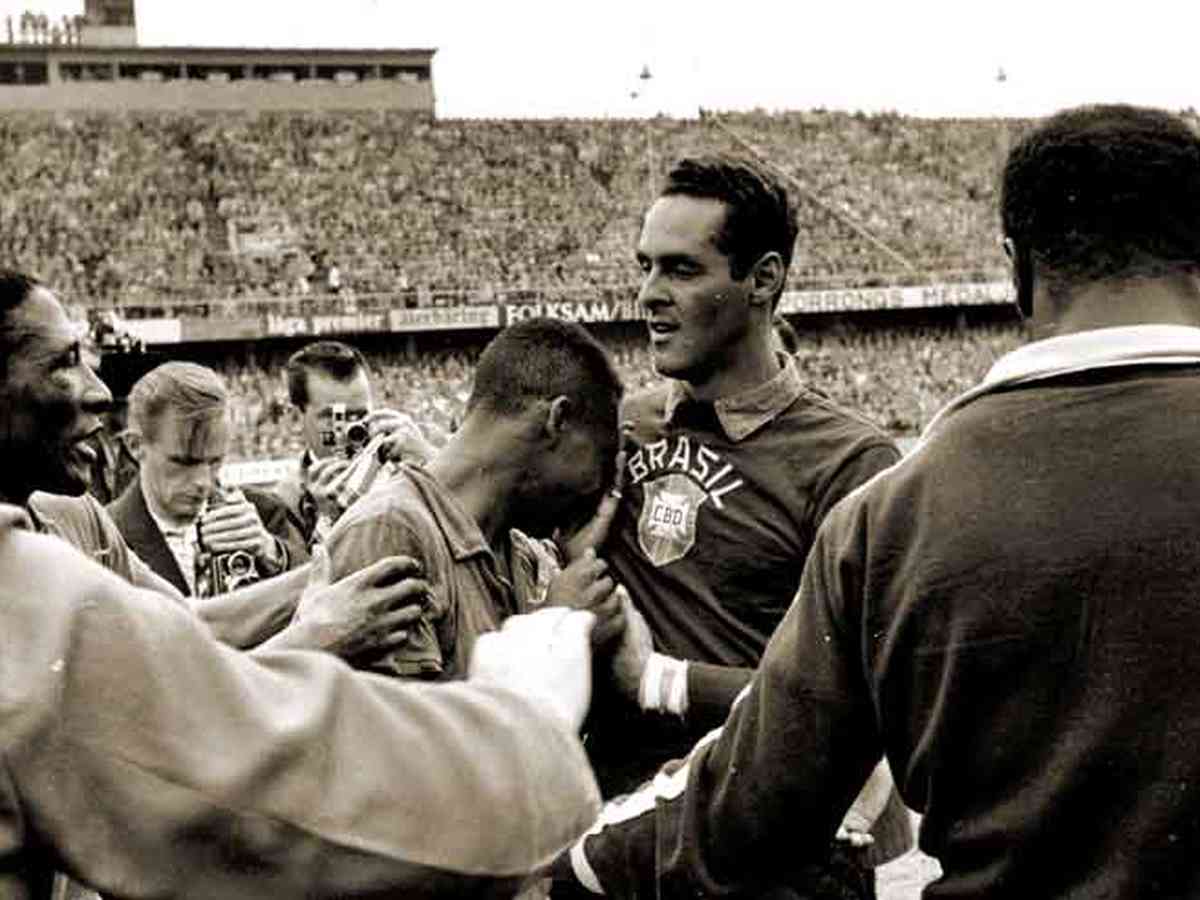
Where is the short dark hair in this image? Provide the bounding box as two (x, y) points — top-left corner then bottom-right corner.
(285, 340), (368, 408)
(467, 318), (623, 431)
(660, 154), (799, 289)
(0, 269), (42, 377)
(1002, 104), (1200, 290)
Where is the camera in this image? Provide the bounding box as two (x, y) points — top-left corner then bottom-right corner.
(329, 402), (371, 459)
(193, 486), (262, 597)
(209, 549), (259, 594)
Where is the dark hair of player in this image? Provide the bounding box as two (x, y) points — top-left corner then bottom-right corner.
(1002, 104), (1200, 295)
(660, 154), (799, 299)
(467, 317), (623, 431)
(285, 340), (368, 409)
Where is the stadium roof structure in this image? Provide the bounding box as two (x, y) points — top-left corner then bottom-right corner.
(0, 43), (437, 111)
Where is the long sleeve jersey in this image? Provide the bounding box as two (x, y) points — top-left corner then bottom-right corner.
(0, 510), (600, 900)
(589, 359), (899, 802)
(572, 325), (1200, 899)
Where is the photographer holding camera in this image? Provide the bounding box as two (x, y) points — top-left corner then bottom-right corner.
(109, 361), (309, 599)
(277, 340), (440, 549)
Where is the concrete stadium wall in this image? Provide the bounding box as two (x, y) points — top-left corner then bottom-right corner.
(0, 79), (434, 111)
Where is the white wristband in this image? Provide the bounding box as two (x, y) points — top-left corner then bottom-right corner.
(638, 652), (689, 717)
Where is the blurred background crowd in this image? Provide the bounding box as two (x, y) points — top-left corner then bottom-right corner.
(7, 106), (1035, 462)
(214, 319), (1023, 461)
(0, 109), (1021, 314)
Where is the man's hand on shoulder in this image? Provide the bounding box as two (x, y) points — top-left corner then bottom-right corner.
(305, 456), (354, 522)
(263, 544), (431, 656)
(369, 408), (439, 467)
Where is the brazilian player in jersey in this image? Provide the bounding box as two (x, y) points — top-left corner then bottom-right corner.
(570, 155), (912, 900)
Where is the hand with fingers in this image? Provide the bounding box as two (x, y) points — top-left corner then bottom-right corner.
(470, 606), (597, 733)
(199, 495), (282, 568)
(305, 455), (354, 522)
(365, 408), (439, 466)
(544, 549), (624, 646)
(610, 586), (655, 703)
(558, 447), (628, 564)
(271, 544), (432, 658)
(835, 758), (893, 849)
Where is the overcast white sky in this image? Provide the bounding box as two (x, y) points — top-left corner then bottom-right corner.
(4, 0), (1200, 119)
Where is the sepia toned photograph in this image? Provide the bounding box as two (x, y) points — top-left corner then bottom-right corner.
(0, 2), (1198, 897)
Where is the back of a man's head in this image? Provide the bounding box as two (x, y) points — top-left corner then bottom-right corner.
(128, 361), (228, 444)
(1002, 104), (1200, 291)
(660, 154), (798, 287)
(467, 318), (623, 433)
(285, 341), (367, 409)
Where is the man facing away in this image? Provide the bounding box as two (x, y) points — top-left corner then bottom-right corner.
(562, 104), (1200, 899)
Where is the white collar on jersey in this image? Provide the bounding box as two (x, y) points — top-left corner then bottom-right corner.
(922, 324), (1200, 439)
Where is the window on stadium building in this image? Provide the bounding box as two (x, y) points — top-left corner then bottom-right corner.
(185, 65), (245, 82)
(0, 61), (49, 84)
(316, 64), (376, 82)
(117, 62), (181, 81)
(381, 64), (429, 82)
(251, 64), (311, 82)
(60, 62), (116, 81)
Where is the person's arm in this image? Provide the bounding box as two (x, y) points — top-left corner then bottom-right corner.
(561, 507), (883, 898)
(324, 511), (448, 676)
(0, 523), (601, 900)
(192, 564), (310, 648)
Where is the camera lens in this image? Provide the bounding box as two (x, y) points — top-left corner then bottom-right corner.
(347, 421), (369, 446)
(226, 551), (255, 577)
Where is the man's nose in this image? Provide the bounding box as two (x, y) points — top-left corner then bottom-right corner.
(637, 269), (667, 310)
(81, 364), (113, 413)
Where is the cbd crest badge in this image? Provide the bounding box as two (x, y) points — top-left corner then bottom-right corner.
(638, 473), (707, 567)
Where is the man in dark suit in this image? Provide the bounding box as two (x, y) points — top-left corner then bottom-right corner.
(109, 361), (308, 598)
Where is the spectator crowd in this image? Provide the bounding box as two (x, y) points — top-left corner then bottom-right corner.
(0, 109), (1040, 315)
(214, 320), (1022, 462)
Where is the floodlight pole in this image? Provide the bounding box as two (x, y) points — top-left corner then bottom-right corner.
(640, 65), (654, 201)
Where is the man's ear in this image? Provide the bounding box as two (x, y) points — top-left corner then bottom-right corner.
(544, 395), (572, 442)
(124, 429), (145, 462)
(749, 251), (785, 309)
(1003, 236), (1034, 319)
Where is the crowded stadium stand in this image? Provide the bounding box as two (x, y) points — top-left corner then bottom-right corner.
(1, 4), (1033, 474)
(0, 110), (1015, 313)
